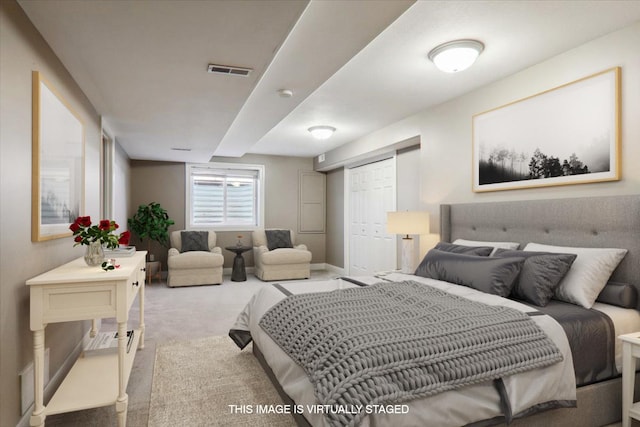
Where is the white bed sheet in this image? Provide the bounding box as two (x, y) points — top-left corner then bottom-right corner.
(593, 301), (640, 372)
(232, 273), (577, 427)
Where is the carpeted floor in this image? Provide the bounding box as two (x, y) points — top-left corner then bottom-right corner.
(45, 271), (335, 426)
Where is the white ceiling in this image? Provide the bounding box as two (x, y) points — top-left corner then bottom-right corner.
(18, 0), (640, 163)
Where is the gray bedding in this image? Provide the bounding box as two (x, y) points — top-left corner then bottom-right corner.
(524, 299), (616, 386)
(258, 280), (563, 427)
(341, 276), (619, 386)
(230, 274), (576, 427)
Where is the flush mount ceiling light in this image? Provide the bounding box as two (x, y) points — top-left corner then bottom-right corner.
(428, 39), (484, 73)
(277, 88), (293, 98)
(308, 125), (336, 140)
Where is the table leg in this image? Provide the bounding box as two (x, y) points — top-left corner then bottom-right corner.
(30, 328), (46, 427)
(90, 318), (98, 337)
(623, 341), (634, 427)
(139, 279), (145, 349)
(231, 254), (247, 281)
(116, 321), (128, 426)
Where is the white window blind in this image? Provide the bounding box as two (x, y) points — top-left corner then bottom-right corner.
(187, 164), (263, 229)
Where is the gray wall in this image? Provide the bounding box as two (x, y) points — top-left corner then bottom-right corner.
(113, 139), (131, 230)
(325, 168), (344, 268)
(130, 154), (326, 269)
(324, 22), (640, 266)
(0, 2), (115, 425)
(395, 146), (421, 268)
(130, 160), (185, 268)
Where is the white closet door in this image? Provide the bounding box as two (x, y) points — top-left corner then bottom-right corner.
(370, 160), (396, 272)
(349, 166), (369, 275)
(349, 158), (396, 275)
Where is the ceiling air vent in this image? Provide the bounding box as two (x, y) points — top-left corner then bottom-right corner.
(207, 64), (253, 77)
(171, 148), (192, 152)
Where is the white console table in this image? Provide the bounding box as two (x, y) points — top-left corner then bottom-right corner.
(26, 251), (147, 427)
(621, 332), (640, 427)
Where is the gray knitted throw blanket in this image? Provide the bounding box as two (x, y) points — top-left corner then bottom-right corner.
(259, 280), (563, 427)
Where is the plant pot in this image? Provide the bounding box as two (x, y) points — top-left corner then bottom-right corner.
(84, 241), (105, 266)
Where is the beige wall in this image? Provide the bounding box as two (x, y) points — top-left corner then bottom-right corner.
(130, 160), (185, 268)
(113, 139), (132, 230)
(325, 168), (344, 268)
(395, 146), (421, 268)
(323, 22), (640, 266)
(130, 154), (326, 268)
(0, 1), (110, 425)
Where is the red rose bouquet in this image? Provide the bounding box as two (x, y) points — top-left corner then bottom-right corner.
(69, 216), (130, 249)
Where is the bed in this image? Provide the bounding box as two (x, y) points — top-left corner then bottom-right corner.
(230, 194), (640, 427)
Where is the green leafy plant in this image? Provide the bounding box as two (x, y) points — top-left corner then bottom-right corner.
(128, 202), (175, 254)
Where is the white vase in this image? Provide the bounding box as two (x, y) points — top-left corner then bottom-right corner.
(84, 241), (104, 266)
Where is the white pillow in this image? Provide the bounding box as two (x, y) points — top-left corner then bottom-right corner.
(523, 242), (627, 309)
(453, 239), (520, 255)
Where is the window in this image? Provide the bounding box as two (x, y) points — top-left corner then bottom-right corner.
(186, 163), (264, 230)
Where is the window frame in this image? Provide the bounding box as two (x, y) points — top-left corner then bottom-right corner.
(185, 162), (265, 231)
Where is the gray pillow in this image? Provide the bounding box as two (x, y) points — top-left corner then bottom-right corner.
(414, 249), (525, 297)
(434, 242), (493, 256)
(265, 229), (293, 251)
(180, 231), (209, 252)
(493, 249), (577, 307)
(596, 281), (638, 309)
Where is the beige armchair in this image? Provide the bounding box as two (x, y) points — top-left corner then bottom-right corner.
(167, 230), (224, 287)
(252, 229), (312, 281)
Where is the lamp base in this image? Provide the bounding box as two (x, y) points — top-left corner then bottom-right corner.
(400, 237), (414, 274)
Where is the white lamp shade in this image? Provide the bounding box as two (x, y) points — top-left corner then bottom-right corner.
(387, 211), (430, 235)
(428, 39), (484, 73)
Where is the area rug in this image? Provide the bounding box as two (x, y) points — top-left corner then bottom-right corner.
(148, 336), (296, 427)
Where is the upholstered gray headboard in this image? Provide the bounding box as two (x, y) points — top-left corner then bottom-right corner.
(440, 195), (640, 288)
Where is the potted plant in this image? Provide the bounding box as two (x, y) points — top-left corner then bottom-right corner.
(128, 202), (174, 260)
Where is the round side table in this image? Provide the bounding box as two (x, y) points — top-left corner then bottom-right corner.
(225, 245), (252, 282)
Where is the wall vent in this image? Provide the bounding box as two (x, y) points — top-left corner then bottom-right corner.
(207, 64), (253, 77)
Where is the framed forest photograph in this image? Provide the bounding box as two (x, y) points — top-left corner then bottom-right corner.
(32, 71), (85, 241)
(472, 67), (620, 192)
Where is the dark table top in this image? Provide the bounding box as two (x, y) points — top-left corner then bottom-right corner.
(224, 245), (252, 254)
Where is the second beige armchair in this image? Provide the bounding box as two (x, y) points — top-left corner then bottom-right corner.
(252, 229), (312, 281)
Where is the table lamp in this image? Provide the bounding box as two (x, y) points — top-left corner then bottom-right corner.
(387, 211), (430, 273)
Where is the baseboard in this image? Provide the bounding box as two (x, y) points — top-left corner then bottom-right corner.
(310, 263), (327, 271)
(16, 330), (90, 427)
(324, 263), (346, 276)
(223, 265), (330, 275)
(223, 266), (256, 275)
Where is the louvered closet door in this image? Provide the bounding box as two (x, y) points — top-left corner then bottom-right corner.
(349, 158), (396, 275)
